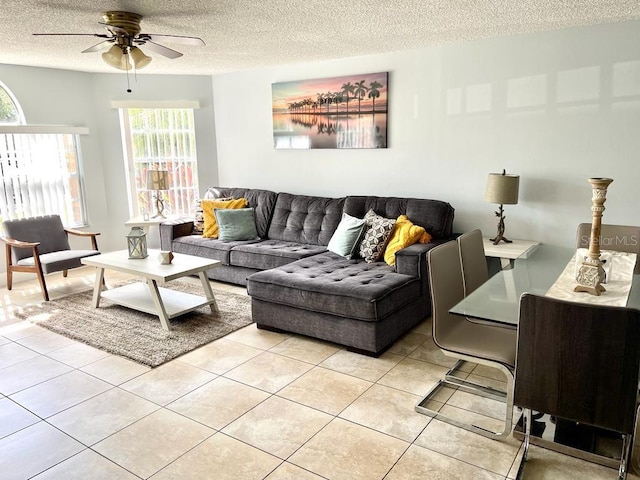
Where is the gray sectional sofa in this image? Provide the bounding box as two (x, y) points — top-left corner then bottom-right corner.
(160, 187), (455, 356)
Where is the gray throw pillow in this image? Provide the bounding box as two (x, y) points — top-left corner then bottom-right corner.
(214, 207), (259, 241)
(359, 209), (396, 263)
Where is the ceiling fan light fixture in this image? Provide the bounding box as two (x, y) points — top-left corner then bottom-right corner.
(102, 44), (131, 70)
(130, 47), (152, 69)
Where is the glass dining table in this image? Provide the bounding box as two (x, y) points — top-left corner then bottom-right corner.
(450, 243), (640, 325)
(449, 243), (640, 469)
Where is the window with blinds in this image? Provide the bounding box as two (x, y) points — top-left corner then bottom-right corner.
(0, 133), (86, 226)
(120, 108), (200, 218)
(0, 81), (87, 227)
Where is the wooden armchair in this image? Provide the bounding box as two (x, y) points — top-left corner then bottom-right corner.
(1, 215), (101, 301)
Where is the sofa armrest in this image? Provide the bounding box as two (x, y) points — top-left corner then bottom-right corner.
(159, 220), (195, 250)
(394, 238), (454, 277)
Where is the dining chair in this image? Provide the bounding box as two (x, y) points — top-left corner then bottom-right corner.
(515, 293), (640, 479)
(457, 229), (489, 296)
(415, 240), (517, 439)
(576, 223), (640, 274)
(1, 215), (101, 301)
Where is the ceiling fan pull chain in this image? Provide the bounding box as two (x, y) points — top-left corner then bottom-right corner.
(126, 62), (132, 93)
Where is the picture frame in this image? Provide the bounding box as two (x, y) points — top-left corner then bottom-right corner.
(272, 71), (388, 149)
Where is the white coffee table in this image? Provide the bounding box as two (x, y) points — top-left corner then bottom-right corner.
(82, 250), (221, 331)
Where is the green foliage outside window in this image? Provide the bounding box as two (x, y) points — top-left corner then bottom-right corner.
(0, 85), (20, 124)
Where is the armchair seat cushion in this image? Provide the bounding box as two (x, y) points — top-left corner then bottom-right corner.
(18, 250), (101, 274)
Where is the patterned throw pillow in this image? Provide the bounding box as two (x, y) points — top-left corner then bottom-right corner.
(193, 198), (205, 234)
(358, 209), (396, 263)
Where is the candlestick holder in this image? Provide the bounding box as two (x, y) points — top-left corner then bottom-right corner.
(574, 177), (613, 296)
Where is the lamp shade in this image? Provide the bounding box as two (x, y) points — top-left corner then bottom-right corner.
(130, 47), (152, 69)
(146, 170), (169, 190)
(485, 172), (519, 205)
(101, 44), (132, 71)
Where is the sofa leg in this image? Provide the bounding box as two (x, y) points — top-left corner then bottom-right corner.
(256, 323), (288, 334)
(346, 345), (388, 358)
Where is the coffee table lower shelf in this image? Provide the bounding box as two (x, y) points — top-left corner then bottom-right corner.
(101, 282), (215, 319)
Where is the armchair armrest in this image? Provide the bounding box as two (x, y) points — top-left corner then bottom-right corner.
(1, 236), (41, 268)
(64, 228), (100, 250)
(0, 236), (40, 249)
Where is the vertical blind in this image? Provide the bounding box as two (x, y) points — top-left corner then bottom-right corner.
(0, 133), (86, 226)
(123, 108), (199, 217)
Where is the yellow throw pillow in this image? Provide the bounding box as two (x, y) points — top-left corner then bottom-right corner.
(202, 198), (248, 238)
(384, 215), (432, 266)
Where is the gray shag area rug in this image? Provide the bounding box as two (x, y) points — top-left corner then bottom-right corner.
(14, 281), (253, 367)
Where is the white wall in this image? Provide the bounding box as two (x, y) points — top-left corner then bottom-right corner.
(211, 21), (640, 246)
(88, 73), (218, 248)
(1, 19), (638, 285)
(0, 65), (218, 283)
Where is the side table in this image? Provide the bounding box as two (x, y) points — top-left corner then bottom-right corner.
(483, 237), (540, 269)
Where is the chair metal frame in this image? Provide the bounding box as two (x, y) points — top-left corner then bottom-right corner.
(415, 240), (517, 440)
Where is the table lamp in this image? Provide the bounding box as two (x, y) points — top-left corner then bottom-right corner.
(485, 169), (519, 245)
(146, 169), (169, 218)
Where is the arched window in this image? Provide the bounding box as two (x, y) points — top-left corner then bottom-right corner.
(0, 81), (87, 226)
(0, 81), (25, 125)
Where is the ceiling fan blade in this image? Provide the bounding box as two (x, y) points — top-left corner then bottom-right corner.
(33, 33), (111, 38)
(98, 22), (128, 36)
(81, 39), (114, 53)
(140, 40), (183, 59)
(142, 34), (205, 46)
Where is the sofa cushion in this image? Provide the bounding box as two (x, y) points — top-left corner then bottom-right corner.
(327, 213), (366, 259)
(202, 198), (248, 238)
(247, 252), (421, 322)
(359, 209), (396, 263)
(344, 196), (454, 240)
(215, 208), (259, 242)
(267, 192), (345, 246)
(230, 240), (328, 270)
(203, 187), (278, 239)
(170, 234), (260, 265)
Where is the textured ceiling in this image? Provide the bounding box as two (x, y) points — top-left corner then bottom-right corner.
(1, 1), (639, 76)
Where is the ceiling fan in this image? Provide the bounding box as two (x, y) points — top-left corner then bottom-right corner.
(33, 11), (205, 71)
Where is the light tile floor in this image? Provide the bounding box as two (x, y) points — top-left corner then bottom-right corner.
(0, 268), (638, 479)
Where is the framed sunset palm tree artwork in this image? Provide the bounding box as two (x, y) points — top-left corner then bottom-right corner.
(272, 72), (388, 149)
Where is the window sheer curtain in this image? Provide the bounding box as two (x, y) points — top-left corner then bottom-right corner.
(0, 133), (86, 227)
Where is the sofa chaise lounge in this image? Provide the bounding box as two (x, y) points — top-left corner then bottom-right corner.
(160, 187), (455, 355)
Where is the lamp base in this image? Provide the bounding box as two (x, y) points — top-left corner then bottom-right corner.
(490, 235), (513, 245)
(491, 204), (512, 245)
(151, 191), (166, 219)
